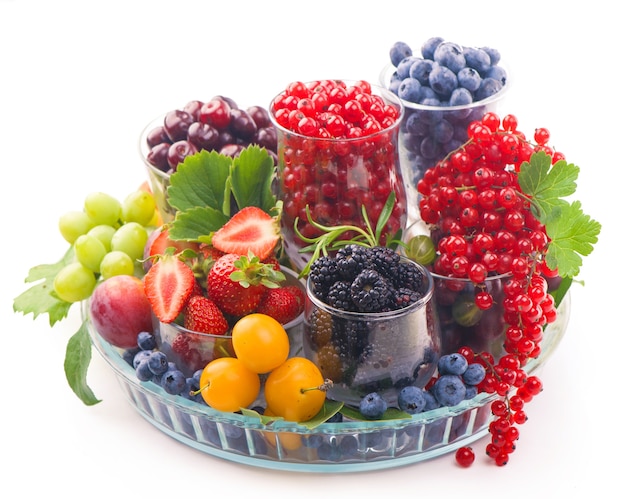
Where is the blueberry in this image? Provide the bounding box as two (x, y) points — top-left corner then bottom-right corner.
(390, 41), (413, 67)
(433, 42), (466, 73)
(398, 78), (422, 103)
(482, 46), (501, 65)
(161, 369), (187, 395)
(123, 347), (140, 366)
(338, 435), (359, 457)
(147, 351), (169, 375)
(359, 392), (387, 419)
(484, 65), (507, 86)
(132, 349), (151, 369)
(428, 64), (458, 98)
(417, 86), (438, 104)
(457, 67), (482, 93)
(398, 386), (426, 414)
(433, 375), (467, 407)
(409, 58), (434, 86)
(438, 353), (469, 375)
(431, 119), (455, 143)
(462, 47), (492, 74)
(421, 36), (444, 60)
(423, 390), (440, 411)
(464, 385), (478, 400)
(475, 77), (503, 100)
(396, 56), (420, 80)
(137, 331), (156, 351)
(449, 87), (473, 107)
(462, 363), (486, 385)
(317, 441), (341, 461)
(405, 112), (430, 135)
(135, 359), (154, 382)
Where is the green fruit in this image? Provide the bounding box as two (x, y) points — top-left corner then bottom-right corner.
(452, 293), (483, 327)
(405, 235), (436, 266)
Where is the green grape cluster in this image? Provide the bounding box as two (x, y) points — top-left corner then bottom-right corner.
(54, 189), (158, 303)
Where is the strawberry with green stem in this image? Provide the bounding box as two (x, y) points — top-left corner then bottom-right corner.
(207, 251), (286, 317)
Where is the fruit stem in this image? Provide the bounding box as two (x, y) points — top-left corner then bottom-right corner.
(300, 379), (334, 394)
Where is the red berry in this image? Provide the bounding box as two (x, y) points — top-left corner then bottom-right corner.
(455, 447), (475, 467)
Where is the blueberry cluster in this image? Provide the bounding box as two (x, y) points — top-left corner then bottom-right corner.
(388, 38), (506, 107)
(123, 331), (205, 403)
(385, 37), (508, 195)
(309, 245), (429, 313)
(359, 352), (486, 419)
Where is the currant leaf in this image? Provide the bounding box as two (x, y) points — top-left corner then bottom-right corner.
(64, 320), (101, 406)
(518, 151), (579, 221)
(544, 200), (602, 278)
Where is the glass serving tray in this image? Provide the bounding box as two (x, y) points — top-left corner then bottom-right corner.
(85, 293), (570, 473)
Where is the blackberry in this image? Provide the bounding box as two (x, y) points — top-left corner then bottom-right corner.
(393, 260), (427, 292)
(392, 287), (423, 309)
(326, 280), (353, 311)
(368, 246), (401, 277)
(309, 255), (339, 300)
(350, 269), (393, 312)
(307, 307), (335, 348)
(335, 244), (371, 281)
(333, 317), (371, 364)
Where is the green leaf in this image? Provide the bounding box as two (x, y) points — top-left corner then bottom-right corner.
(167, 206), (229, 241)
(518, 152), (579, 221)
(64, 320), (101, 406)
(13, 247), (74, 326)
(167, 150), (232, 213)
(230, 145), (277, 214)
(544, 200), (602, 278)
(551, 276), (573, 309)
(298, 400), (344, 429)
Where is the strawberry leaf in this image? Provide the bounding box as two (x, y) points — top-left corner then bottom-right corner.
(543, 200), (602, 278)
(518, 152), (579, 220)
(167, 206), (229, 242)
(13, 247), (74, 326)
(230, 145), (277, 214)
(167, 149), (232, 213)
(64, 320), (101, 406)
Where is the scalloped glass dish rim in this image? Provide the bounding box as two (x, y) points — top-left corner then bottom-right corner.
(84, 291), (569, 434)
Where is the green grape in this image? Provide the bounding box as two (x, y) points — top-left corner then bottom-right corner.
(58, 210), (95, 244)
(74, 234), (107, 273)
(110, 222), (148, 261)
(100, 250), (135, 279)
(121, 190), (156, 226)
(53, 262), (97, 303)
(87, 224), (116, 252)
(84, 192), (122, 227)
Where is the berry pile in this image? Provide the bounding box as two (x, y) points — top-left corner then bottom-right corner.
(384, 37), (508, 213)
(415, 112), (564, 465)
(144, 96), (278, 174)
(358, 352), (486, 419)
(308, 244), (429, 313)
(269, 79), (407, 269)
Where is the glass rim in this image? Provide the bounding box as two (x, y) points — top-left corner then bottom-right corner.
(268, 79), (405, 142)
(431, 271), (513, 284)
(378, 61), (510, 113)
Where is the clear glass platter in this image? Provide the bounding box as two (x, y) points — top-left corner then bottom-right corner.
(84, 293), (570, 473)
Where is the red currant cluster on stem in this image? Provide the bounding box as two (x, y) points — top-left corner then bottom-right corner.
(417, 112), (562, 465)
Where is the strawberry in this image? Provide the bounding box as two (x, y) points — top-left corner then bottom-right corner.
(144, 253), (196, 323)
(256, 285), (305, 325)
(211, 206), (280, 261)
(183, 295), (229, 335)
(207, 252), (285, 317)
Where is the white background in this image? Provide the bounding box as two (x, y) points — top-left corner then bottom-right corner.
(1, 1), (621, 496)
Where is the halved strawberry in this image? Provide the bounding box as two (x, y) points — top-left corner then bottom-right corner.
(144, 253), (196, 323)
(211, 206), (280, 261)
